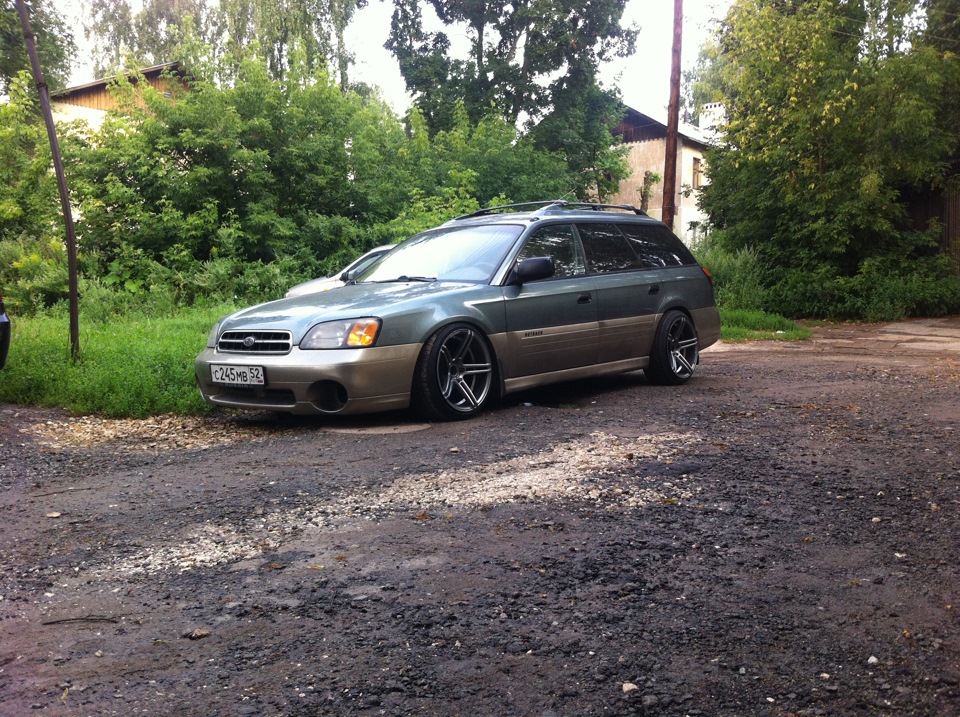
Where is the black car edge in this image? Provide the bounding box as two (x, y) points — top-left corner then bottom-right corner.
(0, 291), (9, 370)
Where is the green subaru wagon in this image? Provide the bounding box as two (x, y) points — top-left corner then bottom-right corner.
(195, 201), (721, 421)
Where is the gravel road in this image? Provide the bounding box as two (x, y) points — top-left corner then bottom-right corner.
(1, 319), (959, 716)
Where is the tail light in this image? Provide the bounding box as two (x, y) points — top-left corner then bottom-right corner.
(701, 267), (714, 286)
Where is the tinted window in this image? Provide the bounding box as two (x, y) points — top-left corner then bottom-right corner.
(618, 224), (697, 268)
(577, 223), (639, 273)
(516, 224), (585, 278)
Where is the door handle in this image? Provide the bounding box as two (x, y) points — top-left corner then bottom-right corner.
(577, 293), (592, 304)
(648, 285), (661, 295)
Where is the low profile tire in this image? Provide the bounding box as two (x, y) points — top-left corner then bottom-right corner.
(645, 310), (699, 385)
(413, 323), (496, 421)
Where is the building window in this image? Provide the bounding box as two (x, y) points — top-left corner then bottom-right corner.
(692, 157), (703, 189)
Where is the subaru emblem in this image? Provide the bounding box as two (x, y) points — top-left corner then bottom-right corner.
(243, 336), (256, 348)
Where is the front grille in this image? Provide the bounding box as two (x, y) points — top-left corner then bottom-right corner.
(218, 330), (292, 354)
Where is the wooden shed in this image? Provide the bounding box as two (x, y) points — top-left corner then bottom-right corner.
(51, 62), (188, 129)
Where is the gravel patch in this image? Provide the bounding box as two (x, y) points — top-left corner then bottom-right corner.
(1, 319), (959, 717)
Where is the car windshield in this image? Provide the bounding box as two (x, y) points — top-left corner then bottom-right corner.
(341, 248), (390, 280)
(358, 224), (524, 284)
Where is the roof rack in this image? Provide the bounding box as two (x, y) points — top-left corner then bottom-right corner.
(550, 201), (647, 216)
(453, 200), (647, 221)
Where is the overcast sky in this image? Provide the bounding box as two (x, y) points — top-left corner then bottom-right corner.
(57, 0), (732, 117)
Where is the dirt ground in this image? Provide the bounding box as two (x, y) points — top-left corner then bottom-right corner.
(1, 319), (959, 717)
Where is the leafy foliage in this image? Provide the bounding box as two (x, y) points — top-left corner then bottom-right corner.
(385, 0), (636, 129)
(384, 0), (635, 199)
(406, 103), (577, 205)
(699, 0), (960, 320)
(0, 0), (76, 93)
(530, 73), (629, 201)
(0, 75), (57, 234)
(682, 39), (726, 125)
(691, 236), (766, 312)
(67, 61), (406, 282)
(83, 0), (366, 84)
(0, 74), (70, 314)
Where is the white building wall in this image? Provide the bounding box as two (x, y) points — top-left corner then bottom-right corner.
(51, 103), (107, 132)
(607, 138), (709, 245)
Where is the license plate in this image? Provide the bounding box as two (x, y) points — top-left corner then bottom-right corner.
(211, 364), (265, 386)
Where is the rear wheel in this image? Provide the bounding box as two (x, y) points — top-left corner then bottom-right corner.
(413, 323), (495, 421)
(645, 310), (699, 385)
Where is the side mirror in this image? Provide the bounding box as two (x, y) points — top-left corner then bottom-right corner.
(511, 256), (555, 284)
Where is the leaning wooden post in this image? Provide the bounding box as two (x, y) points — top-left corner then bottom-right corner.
(662, 0), (683, 231)
(15, 0), (81, 360)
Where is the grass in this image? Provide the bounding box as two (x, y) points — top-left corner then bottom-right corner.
(719, 309), (812, 342)
(0, 303), (237, 417)
(0, 303), (811, 418)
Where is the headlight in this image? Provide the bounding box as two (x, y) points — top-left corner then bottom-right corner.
(301, 318), (381, 349)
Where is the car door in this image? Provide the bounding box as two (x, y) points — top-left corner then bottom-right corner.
(576, 222), (662, 362)
(501, 223), (599, 378)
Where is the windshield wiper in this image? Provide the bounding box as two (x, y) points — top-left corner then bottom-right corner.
(386, 275), (437, 283)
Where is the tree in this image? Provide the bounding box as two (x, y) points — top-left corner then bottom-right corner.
(416, 102), (577, 205)
(385, 1), (634, 201)
(699, 0), (960, 319)
(681, 38), (726, 125)
(210, 0), (335, 80)
(925, 0), (960, 47)
(84, 0), (366, 85)
(924, 0), (960, 160)
(530, 70), (629, 201)
(0, 0), (76, 93)
(84, 0), (213, 77)
(0, 72), (70, 310)
(0, 72), (57, 238)
(385, 0), (636, 132)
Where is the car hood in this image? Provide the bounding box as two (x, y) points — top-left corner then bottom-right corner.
(218, 281), (481, 342)
(284, 276), (342, 298)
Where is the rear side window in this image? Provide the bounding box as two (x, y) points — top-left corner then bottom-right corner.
(618, 224), (697, 268)
(576, 223), (639, 273)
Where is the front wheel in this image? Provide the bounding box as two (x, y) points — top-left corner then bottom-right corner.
(413, 323), (495, 421)
(645, 310), (699, 385)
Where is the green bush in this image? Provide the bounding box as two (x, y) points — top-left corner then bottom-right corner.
(766, 258), (960, 321)
(0, 236), (69, 314)
(763, 266), (842, 320)
(691, 235), (767, 311)
(73, 278), (180, 324)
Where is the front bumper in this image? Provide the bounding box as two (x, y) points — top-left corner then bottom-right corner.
(195, 343), (422, 415)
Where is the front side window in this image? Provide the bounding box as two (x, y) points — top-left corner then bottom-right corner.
(577, 223), (639, 274)
(515, 224), (585, 279)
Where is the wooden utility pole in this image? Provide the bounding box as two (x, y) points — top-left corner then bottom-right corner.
(15, 0), (81, 360)
(662, 0), (683, 231)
